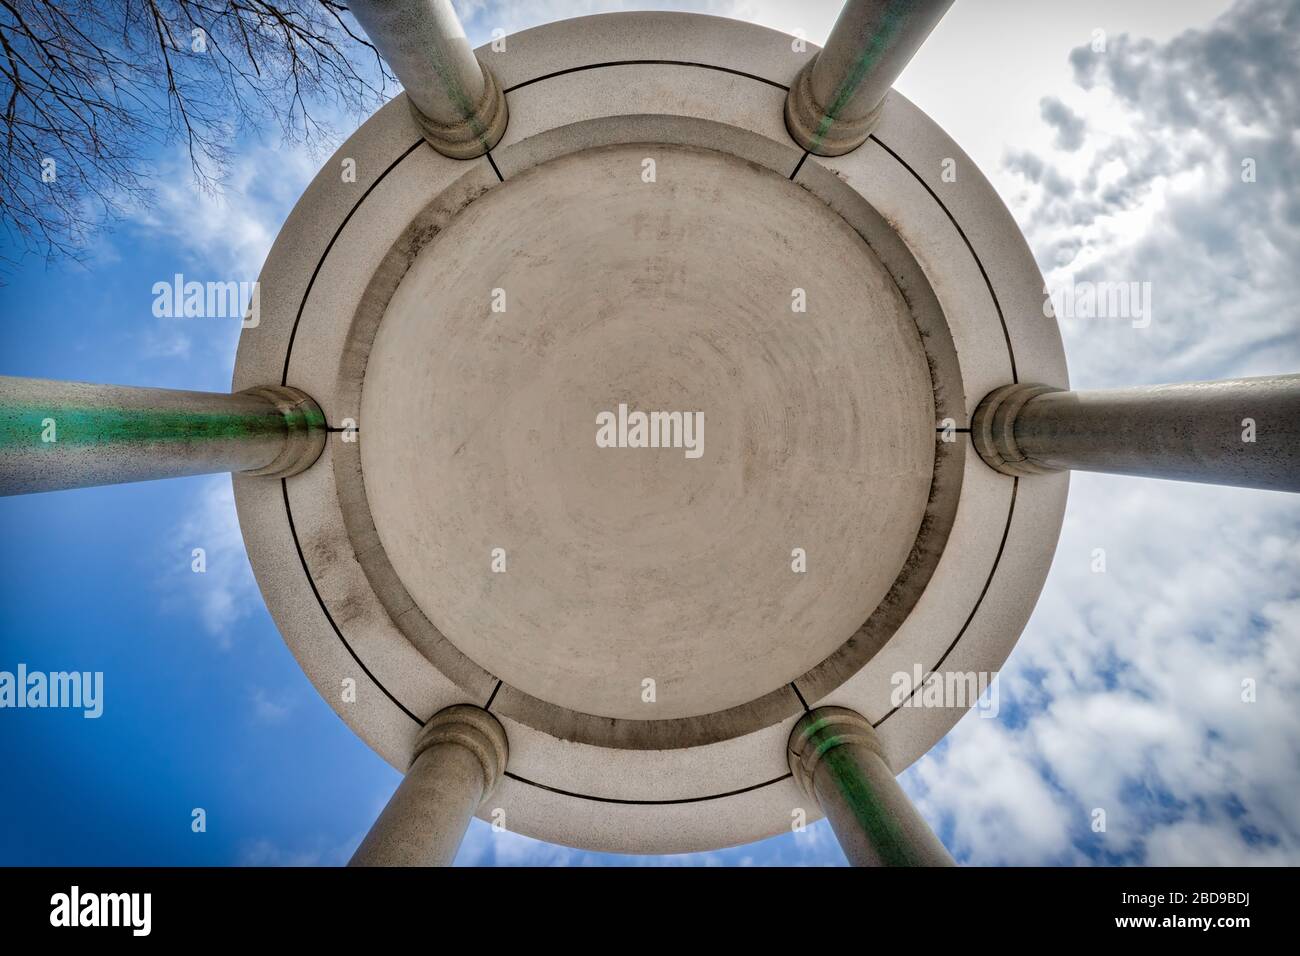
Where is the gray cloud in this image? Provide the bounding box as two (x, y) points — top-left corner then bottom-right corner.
(1008, 0), (1300, 389)
(1006, 149), (1074, 198)
(909, 474), (1300, 866)
(1039, 95), (1087, 150)
(943, 0), (1300, 868)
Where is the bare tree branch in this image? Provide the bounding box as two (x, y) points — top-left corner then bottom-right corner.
(0, 0), (395, 271)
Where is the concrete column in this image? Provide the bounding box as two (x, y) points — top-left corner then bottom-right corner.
(973, 376), (1300, 492)
(785, 0), (955, 156)
(789, 706), (954, 866)
(348, 0), (508, 159)
(0, 376), (326, 496)
(350, 704), (508, 867)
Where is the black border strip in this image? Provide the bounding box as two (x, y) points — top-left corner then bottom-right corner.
(277, 59), (1024, 805)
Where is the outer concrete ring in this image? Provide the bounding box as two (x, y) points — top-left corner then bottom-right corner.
(232, 12), (1069, 854)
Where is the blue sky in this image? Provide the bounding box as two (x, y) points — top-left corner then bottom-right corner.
(1, 0), (1297, 866)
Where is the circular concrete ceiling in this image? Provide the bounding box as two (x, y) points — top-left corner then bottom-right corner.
(232, 12), (1070, 854)
(361, 143), (935, 722)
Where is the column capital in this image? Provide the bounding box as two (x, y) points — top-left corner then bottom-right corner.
(971, 383), (1063, 477)
(413, 704), (509, 801)
(784, 57), (883, 157)
(236, 385), (327, 479)
(783, 0), (955, 157)
(787, 705), (886, 799)
(405, 56), (508, 160)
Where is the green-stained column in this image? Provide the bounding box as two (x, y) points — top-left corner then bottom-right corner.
(789, 706), (954, 866)
(785, 0), (955, 156)
(347, 0), (507, 159)
(0, 376), (326, 496)
(350, 705), (509, 867)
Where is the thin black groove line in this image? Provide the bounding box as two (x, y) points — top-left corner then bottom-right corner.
(485, 679), (503, 710)
(281, 479), (424, 726)
(789, 149), (810, 180)
(936, 427), (971, 433)
(503, 59), (789, 95)
(485, 150), (504, 181)
(868, 133), (1019, 383)
(505, 770), (792, 805)
(790, 681), (810, 712)
(325, 427), (358, 433)
(278, 138), (425, 387)
(872, 477), (1020, 729)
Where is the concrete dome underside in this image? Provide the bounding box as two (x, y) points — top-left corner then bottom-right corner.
(232, 12), (1069, 853)
(363, 143), (944, 730)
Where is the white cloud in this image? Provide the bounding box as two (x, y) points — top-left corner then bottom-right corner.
(165, 475), (261, 649)
(250, 686), (293, 724)
(1004, 0), (1300, 387)
(893, 2), (1300, 868)
(137, 140), (319, 281)
(238, 835), (356, 867)
(122, 139), (319, 377)
(909, 474), (1300, 866)
(722, 0), (842, 42)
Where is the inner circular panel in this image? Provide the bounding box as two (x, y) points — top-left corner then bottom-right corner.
(361, 143), (935, 720)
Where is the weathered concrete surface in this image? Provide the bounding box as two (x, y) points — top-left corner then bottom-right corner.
(350, 705), (508, 867)
(785, 0), (954, 155)
(0, 377), (324, 495)
(789, 706), (953, 866)
(974, 376), (1300, 491)
(362, 142), (935, 721)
